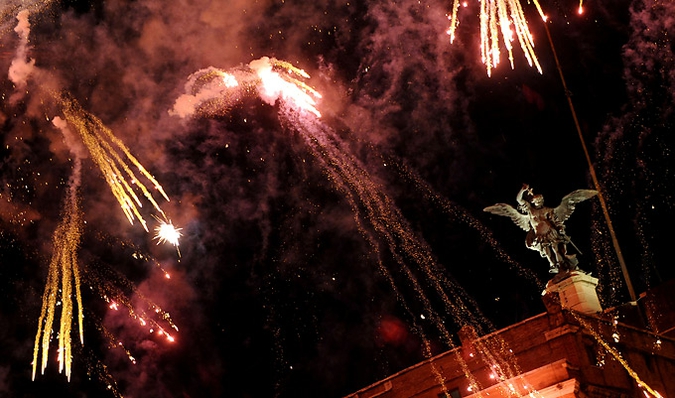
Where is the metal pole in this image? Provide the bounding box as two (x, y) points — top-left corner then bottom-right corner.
(542, 20), (637, 302)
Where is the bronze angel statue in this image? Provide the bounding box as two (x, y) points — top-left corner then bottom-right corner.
(484, 184), (598, 274)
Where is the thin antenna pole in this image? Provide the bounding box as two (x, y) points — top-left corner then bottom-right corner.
(542, 20), (637, 302)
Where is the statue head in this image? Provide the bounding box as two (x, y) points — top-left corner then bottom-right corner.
(531, 194), (544, 208)
(523, 188), (544, 208)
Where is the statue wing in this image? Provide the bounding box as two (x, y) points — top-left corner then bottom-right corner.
(483, 203), (530, 231)
(554, 189), (598, 222)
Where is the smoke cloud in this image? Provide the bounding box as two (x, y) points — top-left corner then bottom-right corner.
(7, 10), (35, 103)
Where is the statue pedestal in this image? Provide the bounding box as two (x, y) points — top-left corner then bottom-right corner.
(544, 272), (602, 314)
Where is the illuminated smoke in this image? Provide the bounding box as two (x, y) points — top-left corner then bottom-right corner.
(7, 10), (35, 103)
(7, 8), (173, 234)
(78, 255), (180, 397)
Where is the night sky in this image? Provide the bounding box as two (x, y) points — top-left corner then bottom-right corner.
(0, 0), (674, 397)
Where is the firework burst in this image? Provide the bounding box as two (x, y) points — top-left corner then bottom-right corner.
(154, 218), (183, 257)
(171, 57), (321, 119)
(154, 220), (182, 247)
(447, 0), (545, 76)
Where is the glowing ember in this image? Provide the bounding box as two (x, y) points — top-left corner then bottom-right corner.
(94, 269), (179, 351)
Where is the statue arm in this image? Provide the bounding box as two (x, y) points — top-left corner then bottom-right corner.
(516, 184), (529, 209)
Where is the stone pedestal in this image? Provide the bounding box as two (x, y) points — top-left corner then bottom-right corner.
(545, 272), (602, 314)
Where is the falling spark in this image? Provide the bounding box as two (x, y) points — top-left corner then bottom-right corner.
(578, 1), (584, 15)
(31, 92), (176, 383)
(32, 160), (84, 382)
(94, 272), (179, 340)
(58, 95), (170, 232)
(99, 322), (136, 364)
(79, 342), (123, 398)
(173, 57), (538, 397)
(76, 251), (179, 382)
(447, 0), (544, 76)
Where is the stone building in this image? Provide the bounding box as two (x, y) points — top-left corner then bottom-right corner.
(345, 273), (675, 398)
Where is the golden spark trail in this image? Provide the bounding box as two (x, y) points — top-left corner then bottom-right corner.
(32, 160), (84, 381)
(572, 312), (663, 398)
(297, 117), (540, 397)
(448, 0), (544, 76)
(59, 95), (169, 231)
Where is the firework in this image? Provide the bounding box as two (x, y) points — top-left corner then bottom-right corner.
(154, 218), (182, 257)
(58, 95), (170, 232)
(251, 58), (322, 117)
(31, 94), (176, 381)
(154, 219), (182, 247)
(447, 0), (544, 76)
(32, 160), (84, 381)
(171, 57), (321, 119)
